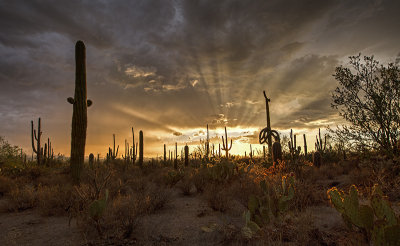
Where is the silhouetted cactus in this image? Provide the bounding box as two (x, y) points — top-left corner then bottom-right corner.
(139, 130), (143, 168)
(31, 118), (42, 165)
(263, 91), (272, 154)
(131, 127), (137, 164)
(174, 142), (178, 169)
(205, 124), (210, 160)
(313, 151), (322, 168)
(272, 141), (282, 164)
(67, 41), (92, 184)
(164, 144), (167, 163)
(221, 127), (232, 158)
(303, 134), (307, 156)
(315, 128), (326, 153)
(89, 153), (94, 169)
(184, 145), (189, 167)
(108, 134), (119, 160)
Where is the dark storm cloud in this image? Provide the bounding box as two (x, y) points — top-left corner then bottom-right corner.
(1, 0), (399, 155)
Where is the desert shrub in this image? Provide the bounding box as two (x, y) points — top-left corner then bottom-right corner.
(293, 179), (326, 210)
(137, 183), (170, 214)
(36, 184), (73, 216)
(8, 184), (36, 211)
(205, 184), (231, 212)
(103, 194), (139, 239)
(177, 171), (194, 196)
(0, 175), (15, 196)
(192, 168), (208, 193)
(164, 169), (184, 187)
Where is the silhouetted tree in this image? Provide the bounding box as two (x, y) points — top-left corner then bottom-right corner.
(330, 54), (400, 155)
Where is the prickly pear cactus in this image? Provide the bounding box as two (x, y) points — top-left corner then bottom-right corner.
(327, 184), (400, 245)
(89, 189), (109, 221)
(245, 175), (296, 231)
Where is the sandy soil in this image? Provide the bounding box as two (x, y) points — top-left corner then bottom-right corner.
(0, 205), (82, 246)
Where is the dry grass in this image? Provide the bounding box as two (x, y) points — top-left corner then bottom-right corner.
(8, 184), (36, 211)
(204, 183), (232, 212)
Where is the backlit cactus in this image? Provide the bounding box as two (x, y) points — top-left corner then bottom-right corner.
(272, 141), (282, 164)
(138, 130), (143, 168)
(184, 145), (189, 167)
(315, 128), (326, 153)
(174, 142), (178, 169)
(327, 184), (400, 245)
(67, 41), (92, 184)
(246, 174), (296, 230)
(164, 144), (167, 163)
(221, 126), (232, 159)
(108, 134), (119, 160)
(31, 118), (42, 165)
(313, 151), (322, 168)
(89, 153), (94, 169)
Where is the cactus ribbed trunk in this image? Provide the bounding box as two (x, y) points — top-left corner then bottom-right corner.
(89, 153), (94, 169)
(263, 91), (272, 155)
(139, 130), (143, 168)
(184, 145), (189, 167)
(68, 41), (92, 184)
(174, 142), (178, 169)
(164, 144), (167, 163)
(272, 141), (282, 164)
(31, 118), (42, 165)
(303, 134), (307, 156)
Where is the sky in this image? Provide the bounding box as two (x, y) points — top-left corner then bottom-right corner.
(0, 0), (399, 158)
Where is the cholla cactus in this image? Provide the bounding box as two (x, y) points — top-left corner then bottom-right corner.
(221, 127), (232, 158)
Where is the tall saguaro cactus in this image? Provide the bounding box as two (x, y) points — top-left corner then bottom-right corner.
(184, 145), (189, 167)
(264, 91), (272, 155)
(138, 130), (143, 168)
(164, 144), (167, 163)
(221, 126), (232, 158)
(31, 118), (42, 165)
(67, 40), (92, 184)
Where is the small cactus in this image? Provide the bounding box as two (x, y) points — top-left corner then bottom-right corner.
(89, 153), (94, 169)
(108, 134), (119, 160)
(174, 142), (178, 169)
(315, 128), (326, 153)
(221, 126), (232, 158)
(272, 141), (282, 164)
(313, 151), (322, 168)
(31, 118), (42, 165)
